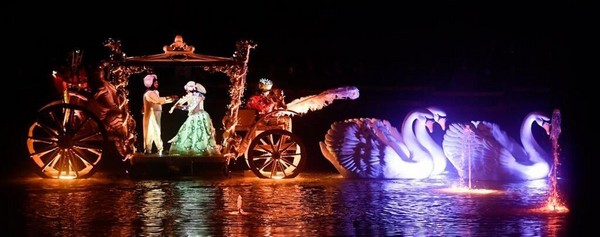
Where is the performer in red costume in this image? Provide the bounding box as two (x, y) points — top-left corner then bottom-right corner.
(246, 78), (286, 114)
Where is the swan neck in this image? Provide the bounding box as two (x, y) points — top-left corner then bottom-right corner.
(521, 114), (545, 159)
(415, 123), (442, 154)
(402, 113), (421, 148)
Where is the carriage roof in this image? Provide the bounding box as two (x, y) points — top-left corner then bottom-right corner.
(123, 49), (235, 67)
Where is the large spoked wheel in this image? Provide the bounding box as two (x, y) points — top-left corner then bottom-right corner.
(247, 129), (306, 179)
(27, 103), (107, 179)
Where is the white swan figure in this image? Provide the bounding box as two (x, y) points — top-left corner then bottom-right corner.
(442, 111), (552, 181)
(417, 107), (448, 176)
(319, 108), (444, 179)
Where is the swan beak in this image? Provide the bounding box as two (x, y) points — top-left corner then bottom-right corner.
(542, 123), (551, 135)
(426, 120), (434, 133)
(438, 118), (447, 130)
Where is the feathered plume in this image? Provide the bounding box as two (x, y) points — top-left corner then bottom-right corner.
(285, 86), (359, 115)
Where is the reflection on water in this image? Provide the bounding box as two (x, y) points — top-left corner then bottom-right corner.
(3, 172), (571, 236)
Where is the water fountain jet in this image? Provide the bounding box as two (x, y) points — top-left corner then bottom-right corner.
(536, 109), (569, 213)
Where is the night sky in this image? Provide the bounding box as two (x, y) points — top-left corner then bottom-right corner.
(6, 1), (588, 230)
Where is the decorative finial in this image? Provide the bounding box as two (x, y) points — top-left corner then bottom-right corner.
(163, 35), (195, 53)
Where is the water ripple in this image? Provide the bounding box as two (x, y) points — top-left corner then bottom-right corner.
(2, 172), (572, 236)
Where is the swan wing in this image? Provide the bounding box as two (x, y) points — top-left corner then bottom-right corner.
(321, 118), (385, 178)
(479, 121), (528, 163)
(443, 122), (509, 180)
(443, 122), (470, 175)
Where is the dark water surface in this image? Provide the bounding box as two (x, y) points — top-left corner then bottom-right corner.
(2, 171), (572, 236)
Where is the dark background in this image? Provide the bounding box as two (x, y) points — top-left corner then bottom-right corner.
(5, 1), (588, 234)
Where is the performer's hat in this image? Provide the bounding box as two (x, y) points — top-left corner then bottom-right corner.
(258, 78), (273, 91)
(184, 81), (196, 91)
(195, 83), (207, 94)
(143, 74), (157, 88)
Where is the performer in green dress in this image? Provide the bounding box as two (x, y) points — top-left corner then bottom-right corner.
(168, 82), (220, 156)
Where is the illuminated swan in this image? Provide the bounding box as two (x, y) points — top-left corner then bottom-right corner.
(417, 107), (448, 176)
(442, 111), (552, 181)
(319, 108), (445, 179)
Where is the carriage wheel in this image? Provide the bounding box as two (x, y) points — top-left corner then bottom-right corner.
(27, 103), (107, 179)
(247, 129), (306, 179)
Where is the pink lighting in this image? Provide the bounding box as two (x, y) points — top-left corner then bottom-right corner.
(438, 186), (502, 195)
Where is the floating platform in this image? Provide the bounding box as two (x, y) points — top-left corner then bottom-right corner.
(128, 153), (231, 178)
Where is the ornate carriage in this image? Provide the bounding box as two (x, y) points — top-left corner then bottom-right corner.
(26, 36), (306, 179)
